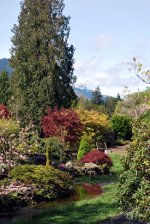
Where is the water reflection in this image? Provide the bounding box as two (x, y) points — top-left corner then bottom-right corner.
(0, 183), (103, 224)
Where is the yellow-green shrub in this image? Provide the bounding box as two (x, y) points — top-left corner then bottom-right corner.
(0, 119), (20, 138)
(75, 109), (111, 142)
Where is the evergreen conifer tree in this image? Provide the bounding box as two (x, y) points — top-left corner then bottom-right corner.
(116, 93), (121, 101)
(91, 86), (103, 105)
(0, 71), (10, 105)
(10, 0), (77, 125)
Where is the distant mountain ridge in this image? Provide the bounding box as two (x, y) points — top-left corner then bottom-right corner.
(0, 58), (12, 74)
(74, 85), (92, 99)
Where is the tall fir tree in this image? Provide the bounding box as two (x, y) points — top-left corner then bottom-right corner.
(91, 86), (103, 105)
(10, 0), (77, 126)
(0, 71), (10, 105)
(116, 93), (121, 101)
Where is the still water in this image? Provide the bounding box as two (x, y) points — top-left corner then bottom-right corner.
(0, 183), (102, 224)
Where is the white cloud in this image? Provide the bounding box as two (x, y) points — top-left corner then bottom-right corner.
(89, 34), (112, 52)
(74, 57), (147, 97)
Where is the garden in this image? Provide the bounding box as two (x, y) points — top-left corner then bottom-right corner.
(0, 0), (150, 223)
(0, 100), (149, 223)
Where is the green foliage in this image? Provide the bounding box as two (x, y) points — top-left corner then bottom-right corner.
(137, 109), (150, 123)
(77, 135), (94, 160)
(0, 71), (10, 105)
(10, 164), (73, 200)
(111, 115), (132, 140)
(0, 164), (73, 211)
(45, 137), (63, 166)
(91, 87), (103, 105)
(76, 109), (111, 144)
(0, 153), (122, 222)
(0, 119), (20, 172)
(118, 120), (150, 221)
(105, 96), (118, 116)
(114, 89), (150, 119)
(10, 0), (77, 126)
(16, 124), (44, 154)
(75, 96), (107, 114)
(0, 119), (19, 138)
(0, 121), (43, 168)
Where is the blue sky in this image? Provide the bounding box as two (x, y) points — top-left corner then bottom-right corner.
(1, 0), (150, 96)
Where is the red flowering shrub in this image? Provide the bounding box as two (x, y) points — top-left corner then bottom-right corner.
(0, 104), (11, 119)
(41, 108), (83, 144)
(80, 150), (112, 168)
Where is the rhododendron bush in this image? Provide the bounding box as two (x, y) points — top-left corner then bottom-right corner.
(80, 150), (112, 168)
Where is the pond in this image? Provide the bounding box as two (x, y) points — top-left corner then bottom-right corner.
(0, 183), (103, 224)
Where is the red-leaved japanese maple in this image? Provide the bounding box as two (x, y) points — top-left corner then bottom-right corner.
(80, 150), (112, 168)
(0, 104), (11, 119)
(41, 108), (83, 144)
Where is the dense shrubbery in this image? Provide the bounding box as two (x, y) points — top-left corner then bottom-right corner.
(137, 109), (150, 123)
(0, 121), (45, 177)
(0, 118), (19, 138)
(45, 137), (63, 166)
(118, 119), (150, 221)
(80, 150), (113, 169)
(114, 89), (150, 119)
(41, 108), (83, 144)
(111, 115), (132, 141)
(16, 124), (45, 154)
(10, 165), (73, 192)
(0, 164), (73, 211)
(0, 104), (11, 119)
(0, 119), (20, 171)
(77, 135), (94, 160)
(76, 109), (111, 143)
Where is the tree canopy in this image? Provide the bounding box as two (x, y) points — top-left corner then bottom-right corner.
(91, 87), (103, 105)
(0, 71), (10, 105)
(10, 0), (77, 125)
